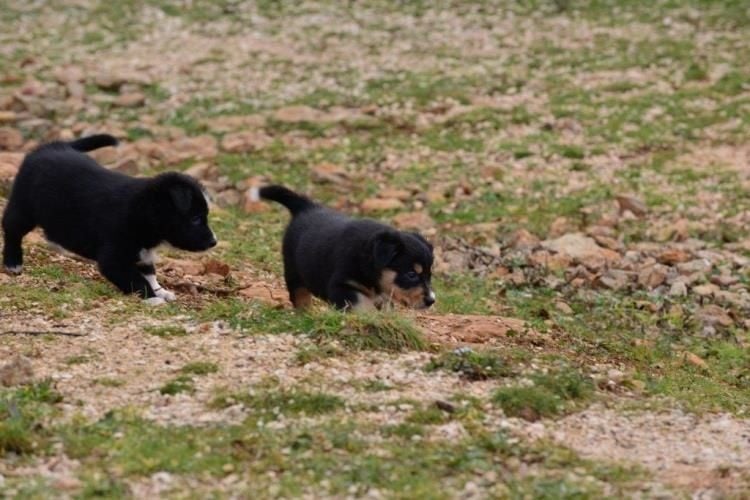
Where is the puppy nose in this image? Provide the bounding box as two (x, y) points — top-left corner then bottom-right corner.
(208, 237), (217, 248)
(424, 292), (435, 307)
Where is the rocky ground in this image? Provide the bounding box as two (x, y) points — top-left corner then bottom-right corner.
(1, 1), (750, 498)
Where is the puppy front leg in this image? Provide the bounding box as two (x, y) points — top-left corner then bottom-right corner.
(136, 262), (176, 302)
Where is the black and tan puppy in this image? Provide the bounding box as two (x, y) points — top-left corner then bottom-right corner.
(1, 134), (216, 303)
(253, 184), (435, 311)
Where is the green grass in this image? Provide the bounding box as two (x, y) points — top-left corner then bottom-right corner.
(199, 301), (427, 352)
(0, 380), (62, 455)
(493, 367), (594, 420)
(212, 388), (345, 417)
(426, 349), (512, 381)
(180, 361), (219, 376)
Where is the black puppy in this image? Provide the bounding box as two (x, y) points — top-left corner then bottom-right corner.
(253, 184), (435, 311)
(1, 134), (217, 303)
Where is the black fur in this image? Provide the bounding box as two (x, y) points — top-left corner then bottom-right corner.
(259, 185), (435, 310)
(1, 135), (217, 299)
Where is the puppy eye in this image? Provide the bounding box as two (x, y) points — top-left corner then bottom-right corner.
(405, 271), (419, 280)
(190, 215), (202, 225)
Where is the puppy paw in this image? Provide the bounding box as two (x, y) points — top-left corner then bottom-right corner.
(156, 289), (176, 302)
(144, 297), (167, 306)
(4, 265), (22, 275)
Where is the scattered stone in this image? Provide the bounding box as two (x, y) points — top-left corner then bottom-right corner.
(676, 259), (712, 276)
(542, 233), (620, 268)
(0, 355), (34, 386)
(0, 152), (23, 181)
(599, 270), (631, 291)
(273, 105), (323, 123)
(204, 260), (230, 277)
(184, 162), (217, 181)
(616, 194), (648, 217)
(696, 304), (733, 328)
(637, 264), (669, 289)
(53, 66), (84, 84)
(657, 249), (690, 265)
(508, 229), (540, 250)
(392, 211), (435, 230)
(683, 352), (708, 370)
(379, 188), (411, 201)
(711, 274), (738, 287)
(215, 189), (242, 207)
(166, 135), (218, 164)
(114, 92), (145, 108)
(669, 280), (688, 297)
(692, 284), (718, 297)
(0, 111), (17, 123)
(555, 300), (574, 315)
(311, 162), (349, 185)
(221, 131), (272, 153)
(361, 197), (404, 212)
(110, 157), (139, 175)
(203, 114), (266, 132)
(0, 127), (23, 150)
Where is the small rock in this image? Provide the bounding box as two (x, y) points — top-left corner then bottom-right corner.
(637, 264), (669, 289)
(379, 188), (411, 201)
(607, 368), (625, 384)
(54, 477), (82, 490)
(361, 197), (404, 213)
(683, 352), (708, 370)
(215, 189), (242, 207)
(0, 111), (17, 123)
(110, 157), (138, 175)
(53, 66), (84, 84)
(669, 280), (688, 297)
(554, 300), (573, 315)
(221, 131), (272, 153)
(615, 194), (648, 217)
(676, 259), (712, 276)
(711, 274), (738, 288)
(273, 105), (323, 123)
(692, 283), (718, 297)
(542, 233), (620, 268)
(311, 162), (349, 185)
(184, 162), (217, 181)
(0, 355), (34, 386)
(114, 92), (145, 108)
(0, 127), (23, 150)
(508, 229), (540, 250)
(599, 269), (631, 291)
(204, 260), (230, 277)
(657, 249), (690, 265)
(392, 211), (435, 230)
(696, 304), (733, 328)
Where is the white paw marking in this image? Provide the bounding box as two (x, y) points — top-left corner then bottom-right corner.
(143, 274), (176, 302)
(248, 186), (260, 202)
(138, 248), (156, 266)
(144, 297), (167, 306)
(428, 290), (436, 302)
(4, 265), (22, 275)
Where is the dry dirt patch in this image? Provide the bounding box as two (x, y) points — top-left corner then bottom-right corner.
(550, 406), (750, 495)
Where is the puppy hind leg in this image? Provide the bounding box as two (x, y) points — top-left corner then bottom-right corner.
(2, 207), (34, 274)
(284, 269), (311, 309)
(99, 257), (155, 299)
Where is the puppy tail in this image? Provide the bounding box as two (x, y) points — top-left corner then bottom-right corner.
(68, 134), (119, 152)
(254, 184), (316, 215)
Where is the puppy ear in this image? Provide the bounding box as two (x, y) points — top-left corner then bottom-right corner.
(169, 185), (193, 212)
(410, 232), (433, 251)
(372, 231), (403, 268)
